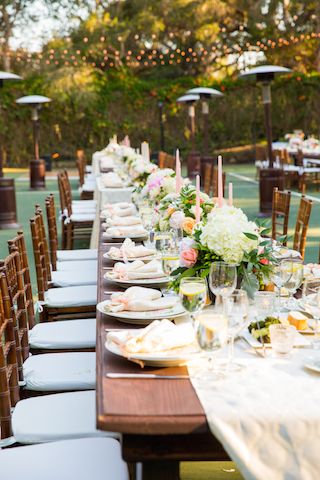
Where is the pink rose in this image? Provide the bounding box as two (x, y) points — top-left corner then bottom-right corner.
(169, 210), (185, 229)
(180, 248), (198, 268)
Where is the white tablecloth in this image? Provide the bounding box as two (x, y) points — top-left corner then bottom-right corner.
(90, 177), (134, 249)
(188, 340), (320, 480)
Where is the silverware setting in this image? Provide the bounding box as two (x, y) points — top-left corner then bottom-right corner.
(239, 336), (266, 358)
(106, 373), (189, 379)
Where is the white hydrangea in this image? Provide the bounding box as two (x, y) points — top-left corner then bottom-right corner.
(200, 205), (259, 264)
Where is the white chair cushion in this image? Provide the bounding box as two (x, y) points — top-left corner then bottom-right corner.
(72, 205), (96, 214)
(51, 266), (97, 287)
(70, 212), (95, 222)
(82, 184), (95, 192)
(72, 199), (96, 208)
(57, 259), (97, 271)
(29, 318), (96, 350)
(0, 438), (129, 480)
(57, 248), (97, 261)
(12, 390), (118, 444)
(23, 352), (96, 391)
(44, 285), (97, 307)
(85, 165), (93, 173)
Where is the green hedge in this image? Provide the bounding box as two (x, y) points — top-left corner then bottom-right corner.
(1, 69), (319, 166)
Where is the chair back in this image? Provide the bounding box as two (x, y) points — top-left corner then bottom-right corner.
(76, 150), (86, 187)
(211, 169), (226, 198)
(30, 214), (50, 302)
(0, 272), (20, 439)
(45, 194), (59, 270)
(256, 145), (267, 161)
(293, 195), (313, 259)
(271, 188), (291, 245)
(57, 170), (73, 217)
(296, 149), (304, 168)
(0, 250), (30, 380)
(158, 151), (175, 170)
(35, 205), (52, 281)
(201, 162), (213, 196)
(8, 232), (35, 329)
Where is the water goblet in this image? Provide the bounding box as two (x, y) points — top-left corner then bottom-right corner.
(209, 262), (237, 305)
(161, 247), (180, 297)
(179, 277), (207, 325)
(282, 258), (304, 309)
(270, 261), (291, 313)
(154, 231), (174, 258)
(222, 289), (249, 372)
(195, 310), (228, 381)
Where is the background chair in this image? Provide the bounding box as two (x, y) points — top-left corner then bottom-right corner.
(293, 195), (313, 259)
(271, 187), (291, 246)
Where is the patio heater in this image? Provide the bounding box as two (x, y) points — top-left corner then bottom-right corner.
(158, 100), (165, 151)
(16, 95), (52, 190)
(177, 93), (200, 178)
(187, 87), (223, 166)
(239, 65), (291, 215)
(0, 71), (22, 229)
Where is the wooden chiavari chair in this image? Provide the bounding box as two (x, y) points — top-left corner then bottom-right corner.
(271, 188), (291, 246)
(76, 150), (95, 200)
(0, 271), (19, 441)
(158, 151), (175, 170)
(293, 195), (313, 260)
(58, 171), (95, 250)
(29, 216), (96, 322)
(8, 231), (35, 329)
(0, 251), (96, 395)
(45, 194), (97, 270)
(6, 232), (96, 352)
(0, 288), (122, 451)
(201, 162), (213, 195)
(34, 206), (96, 287)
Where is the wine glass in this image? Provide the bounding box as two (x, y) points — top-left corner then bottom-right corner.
(179, 277), (207, 324)
(222, 289), (249, 372)
(302, 279), (320, 349)
(161, 247), (180, 297)
(270, 260), (291, 313)
(282, 258), (304, 309)
(209, 262), (237, 305)
(140, 207), (155, 248)
(154, 231), (174, 258)
(195, 309), (228, 381)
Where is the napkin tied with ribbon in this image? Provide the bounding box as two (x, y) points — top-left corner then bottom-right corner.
(104, 287), (176, 312)
(108, 238), (155, 260)
(109, 260), (165, 280)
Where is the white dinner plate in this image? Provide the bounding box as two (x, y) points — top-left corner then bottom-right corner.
(304, 358), (320, 374)
(242, 328), (310, 348)
(105, 335), (199, 367)
(97, 300), (185, 325)
(103, 251), (157, 262)
(104, 272), (169, 287)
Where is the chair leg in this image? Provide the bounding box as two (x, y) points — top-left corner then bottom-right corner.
(66, 223), (73, 250)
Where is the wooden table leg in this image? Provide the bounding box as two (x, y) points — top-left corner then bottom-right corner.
(141, 461), (180, 480)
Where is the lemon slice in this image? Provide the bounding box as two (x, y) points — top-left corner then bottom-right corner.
(283, 263), (303, 273)
(180, 283), (206, 296)
(162, 255), (179, 261)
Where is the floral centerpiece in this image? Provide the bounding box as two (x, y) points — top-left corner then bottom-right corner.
(138, 168), (181, 204)
(171, 205), (277, 298)
(155, 184), (215, 235)
(124, 153), (158, 188)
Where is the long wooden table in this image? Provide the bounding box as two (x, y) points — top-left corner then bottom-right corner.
(96, 231), (228, 479)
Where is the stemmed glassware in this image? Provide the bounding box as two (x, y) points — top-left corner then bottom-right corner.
(194, 309), (228, 381)
(161, 245), (180, 297)
(222, 289), (249, 372)
(154, 231), (175, 258)
(281, 258), (304, 309)
(140, 206), (155, 249)
(179, 277), (207, 325)
(270, 260), (291, 313)
(209, 262), (237, 305)
(302, 279), (320, 349)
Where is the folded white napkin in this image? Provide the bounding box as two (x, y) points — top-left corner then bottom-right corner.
(304, 263), (320, 278)
(107, 238), (155, 260)
(108, 319), (194, 354)
(101, 205), (136, 218)
(109, 259), (165, 280)
(103, 225), (147, 238)
(101, 172), (124, 188)
(273, 247), (301, 259)
(107, 216), (142, 227)
(104, 287), (176, 312)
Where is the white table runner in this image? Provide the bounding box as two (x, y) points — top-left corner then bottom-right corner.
(188, 344), (320, 480)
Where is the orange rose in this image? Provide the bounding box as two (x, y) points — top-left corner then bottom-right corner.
(182, 217), (196, 235)
(167, 206), (175, 217)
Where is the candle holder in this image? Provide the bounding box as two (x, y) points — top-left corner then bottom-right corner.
(239, 65), (291, 216)
(177, 94), (201, 178)
(0, 71), (22, 229)
(16, 94), (52, 190)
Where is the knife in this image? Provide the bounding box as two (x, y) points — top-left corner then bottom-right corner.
(106, 373), (189, 379)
